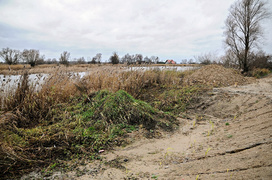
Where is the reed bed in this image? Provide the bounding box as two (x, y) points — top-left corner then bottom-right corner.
(0, 64), (31, 71)
(80, 68), (190, 97)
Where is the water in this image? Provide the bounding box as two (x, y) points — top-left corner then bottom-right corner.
(0, 74), (47, 93)
(0, 72), (87, 95)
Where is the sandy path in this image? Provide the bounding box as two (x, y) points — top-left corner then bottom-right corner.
(75, 76), (272, 180)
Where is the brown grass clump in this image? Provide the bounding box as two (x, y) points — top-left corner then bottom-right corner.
(183, 64), (254, 87)
(2, 71), (80, 128)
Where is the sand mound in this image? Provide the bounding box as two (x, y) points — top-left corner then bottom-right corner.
(184, 64), (254, 87)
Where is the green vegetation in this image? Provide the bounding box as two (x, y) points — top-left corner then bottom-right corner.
(227, 134), (233, 138)
(151, 174), (159, 179)
(0, 68), (207, 178)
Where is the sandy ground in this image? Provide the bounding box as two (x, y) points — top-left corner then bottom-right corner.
(35, 75), (272, 180)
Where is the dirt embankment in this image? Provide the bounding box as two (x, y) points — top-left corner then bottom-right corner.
(184, 64), (255, 87)
(63, 75), (271, 180)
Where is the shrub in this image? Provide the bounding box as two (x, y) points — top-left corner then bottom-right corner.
(2, 71), (79, 127)
(252, 68), (270, 78)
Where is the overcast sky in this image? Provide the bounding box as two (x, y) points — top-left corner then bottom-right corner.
(0, 0), (271, 63)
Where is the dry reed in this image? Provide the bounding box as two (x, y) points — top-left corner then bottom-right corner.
(79, 68), (187, 98)
(0, 64), (31, 71)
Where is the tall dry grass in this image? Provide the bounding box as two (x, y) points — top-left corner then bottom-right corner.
(78, 68), (191, 98)
(0, 64), (31, 71)
(1, 70), (80, 127)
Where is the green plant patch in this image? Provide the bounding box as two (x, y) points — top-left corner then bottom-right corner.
(0, 89), (178, 179)
(81, 90), (177, 130)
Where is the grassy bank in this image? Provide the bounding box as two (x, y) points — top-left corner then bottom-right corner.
(0, 67), (207, 179)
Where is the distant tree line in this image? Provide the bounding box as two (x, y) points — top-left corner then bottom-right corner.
(110, 52), (160, 65)
(180, 59), (196, 64)
(0, 48), (72, 67)
(0, 48), (163, 66)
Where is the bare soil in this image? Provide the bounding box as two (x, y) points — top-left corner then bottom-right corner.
(70, 75), (272, 180)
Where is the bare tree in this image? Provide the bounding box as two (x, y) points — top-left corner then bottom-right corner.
(144, 56), (151, 64)
(77, 57), (86, 64)
(59, 51), (70, 66)
(0, 47), (20, 65)
(90, 53), (102, 64)
(109, 52), (119, 64)
(131, 54), (136, 64)
(121, 53), (132, 64)
(188, 59), (195, 64)
(224, 0), (270, 73)
(181, 59), (188, 64)
(150, 56), (159, 64)
(52, 58), (57, 64)
(221, 49), (239, 68)
(36, 55), (45, 65)
(135, 54), (143, 64)
(90, 57), (97, 64)
(194, 52), (219, 65)
(95, 53), (102, 64)
(22, 49), (40, 67)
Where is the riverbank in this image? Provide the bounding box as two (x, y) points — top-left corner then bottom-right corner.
(1, 65), (268, 179)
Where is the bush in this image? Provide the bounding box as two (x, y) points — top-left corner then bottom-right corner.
(252, 68), (270, 78)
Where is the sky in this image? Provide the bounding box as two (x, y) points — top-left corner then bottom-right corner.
(0, 0), (271, 63)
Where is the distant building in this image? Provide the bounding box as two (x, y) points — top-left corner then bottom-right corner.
(165, 59), (176, 64)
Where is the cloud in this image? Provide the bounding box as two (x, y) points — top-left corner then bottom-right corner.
(0, 0), (271, 62)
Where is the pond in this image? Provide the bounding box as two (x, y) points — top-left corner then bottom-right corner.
(0, 72), (86, 95)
